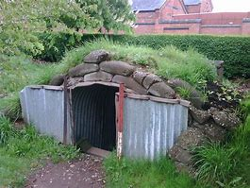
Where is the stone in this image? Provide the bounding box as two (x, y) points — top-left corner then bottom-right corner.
(148, 82), (175, 98)
(49, 74), (65, 86)
(176, 127), (207, 150)
(189, 105), (211, 124)
(142, 74), (162, 89)
(100, 61), (135, 76)
(189, 97), (204, 110)
(167, 78), (204, 108)
(192, 122), (227, 142)
(112, 75), (147, 95)
(169, 145), (193, 165)
(210, 109), (240, 130)
(133, 71), (148, 85)
(84, 50), (110, 64)
(167, 78), (192, 89)
(67, 77), (84, 87)
(68, 63), (99, 77)
(84, 71), (113, 82)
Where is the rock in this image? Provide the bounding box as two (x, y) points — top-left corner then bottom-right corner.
(167, 78), (192, 89)
(49, 74), (65, 86)
(189, 97), (204, 110)
(67, 77), (84, 87)
(133, 71), (148, 85)
(100, 61), (135, 76)
(84, 71), (113, 82)
(169, 146), (193, 165)
(210, 109), (240, 130)
(192, 122), (227, 142)
(189, 105), (210, 124)
(167, 78), (204, 109)
(84, 50), (110, 64)
(68, 63), (99, 77)
(112, 75), (147, 95)
(173, 161), (195, 175)
(176, 127), (207, 150)
(148, 82), (175, 98)
(142, 74), (162, 89)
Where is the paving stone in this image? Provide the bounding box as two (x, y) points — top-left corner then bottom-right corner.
(84, 71), (113, 82)
(142, 74), (162, 89)
(112, 75), (147, 95)
(148, 82), (175, 98)
(69, 63), (99, 77)
(84, 50), (110, 64)
(100, 61), (135, 76)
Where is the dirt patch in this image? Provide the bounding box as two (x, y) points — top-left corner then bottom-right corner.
(25, 154), (105, 188)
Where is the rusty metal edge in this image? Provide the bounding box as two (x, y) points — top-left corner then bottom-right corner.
(25, 85), (63, 90)
(69, 81), (120, 89)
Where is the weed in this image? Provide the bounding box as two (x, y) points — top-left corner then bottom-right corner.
(193, 96), (250, 187)
(104, 152), (202, 188)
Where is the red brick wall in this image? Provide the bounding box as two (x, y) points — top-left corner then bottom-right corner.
(133, 0), (250, 35)
(186, 5), (201, 13)
(200, 0), (213, 12)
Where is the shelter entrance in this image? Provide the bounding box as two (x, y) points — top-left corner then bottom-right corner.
(72, 84), (119, 151)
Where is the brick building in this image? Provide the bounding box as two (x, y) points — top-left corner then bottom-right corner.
(132, 0), (250, 35)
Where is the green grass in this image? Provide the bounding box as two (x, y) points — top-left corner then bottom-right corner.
(193, 96), (250, 188)
(0, 116), (79, 187)
(104, 153), (202, 188)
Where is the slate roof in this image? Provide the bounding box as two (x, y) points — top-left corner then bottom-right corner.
(183, 0), (201, 6)
(132, 0), (166, 11)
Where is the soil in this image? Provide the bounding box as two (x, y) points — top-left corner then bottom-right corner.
(25, 154), (105, 188)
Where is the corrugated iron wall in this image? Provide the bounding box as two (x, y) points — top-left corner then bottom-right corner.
(122, 97), (188, 160)
(20, 84), (189, 160)
(72, 84), (119, 150)
(20, 86), (72, 143)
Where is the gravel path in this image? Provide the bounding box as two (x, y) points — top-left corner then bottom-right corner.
(25, 154), (105, 188)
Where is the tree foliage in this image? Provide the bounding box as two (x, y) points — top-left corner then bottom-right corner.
(0, 0), (134, 56)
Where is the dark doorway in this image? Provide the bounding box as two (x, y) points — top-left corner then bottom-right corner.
(72, 84), (118, 151)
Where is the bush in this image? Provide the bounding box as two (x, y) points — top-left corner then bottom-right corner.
(37, 33), (250, 78)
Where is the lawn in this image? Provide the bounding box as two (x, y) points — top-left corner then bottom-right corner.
(0, 116), (79, 187)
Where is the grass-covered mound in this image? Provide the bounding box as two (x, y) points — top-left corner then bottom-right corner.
(0, 39), (217, 119)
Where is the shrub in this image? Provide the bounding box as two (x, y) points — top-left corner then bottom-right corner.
(37, 33), (250, 78)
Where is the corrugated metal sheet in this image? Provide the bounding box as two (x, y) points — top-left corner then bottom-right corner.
(20, 86), (72, 143)
(72, 84), (118, 151)
(122, 97), (188, 160)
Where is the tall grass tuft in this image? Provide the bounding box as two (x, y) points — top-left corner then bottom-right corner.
(104, 152), (201, 188)
(193, 96), (250, 187)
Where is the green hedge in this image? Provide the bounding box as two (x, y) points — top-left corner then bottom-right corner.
(37, 33), (250, 78)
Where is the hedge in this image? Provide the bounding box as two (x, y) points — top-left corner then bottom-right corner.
(37, 33), (250, 78)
